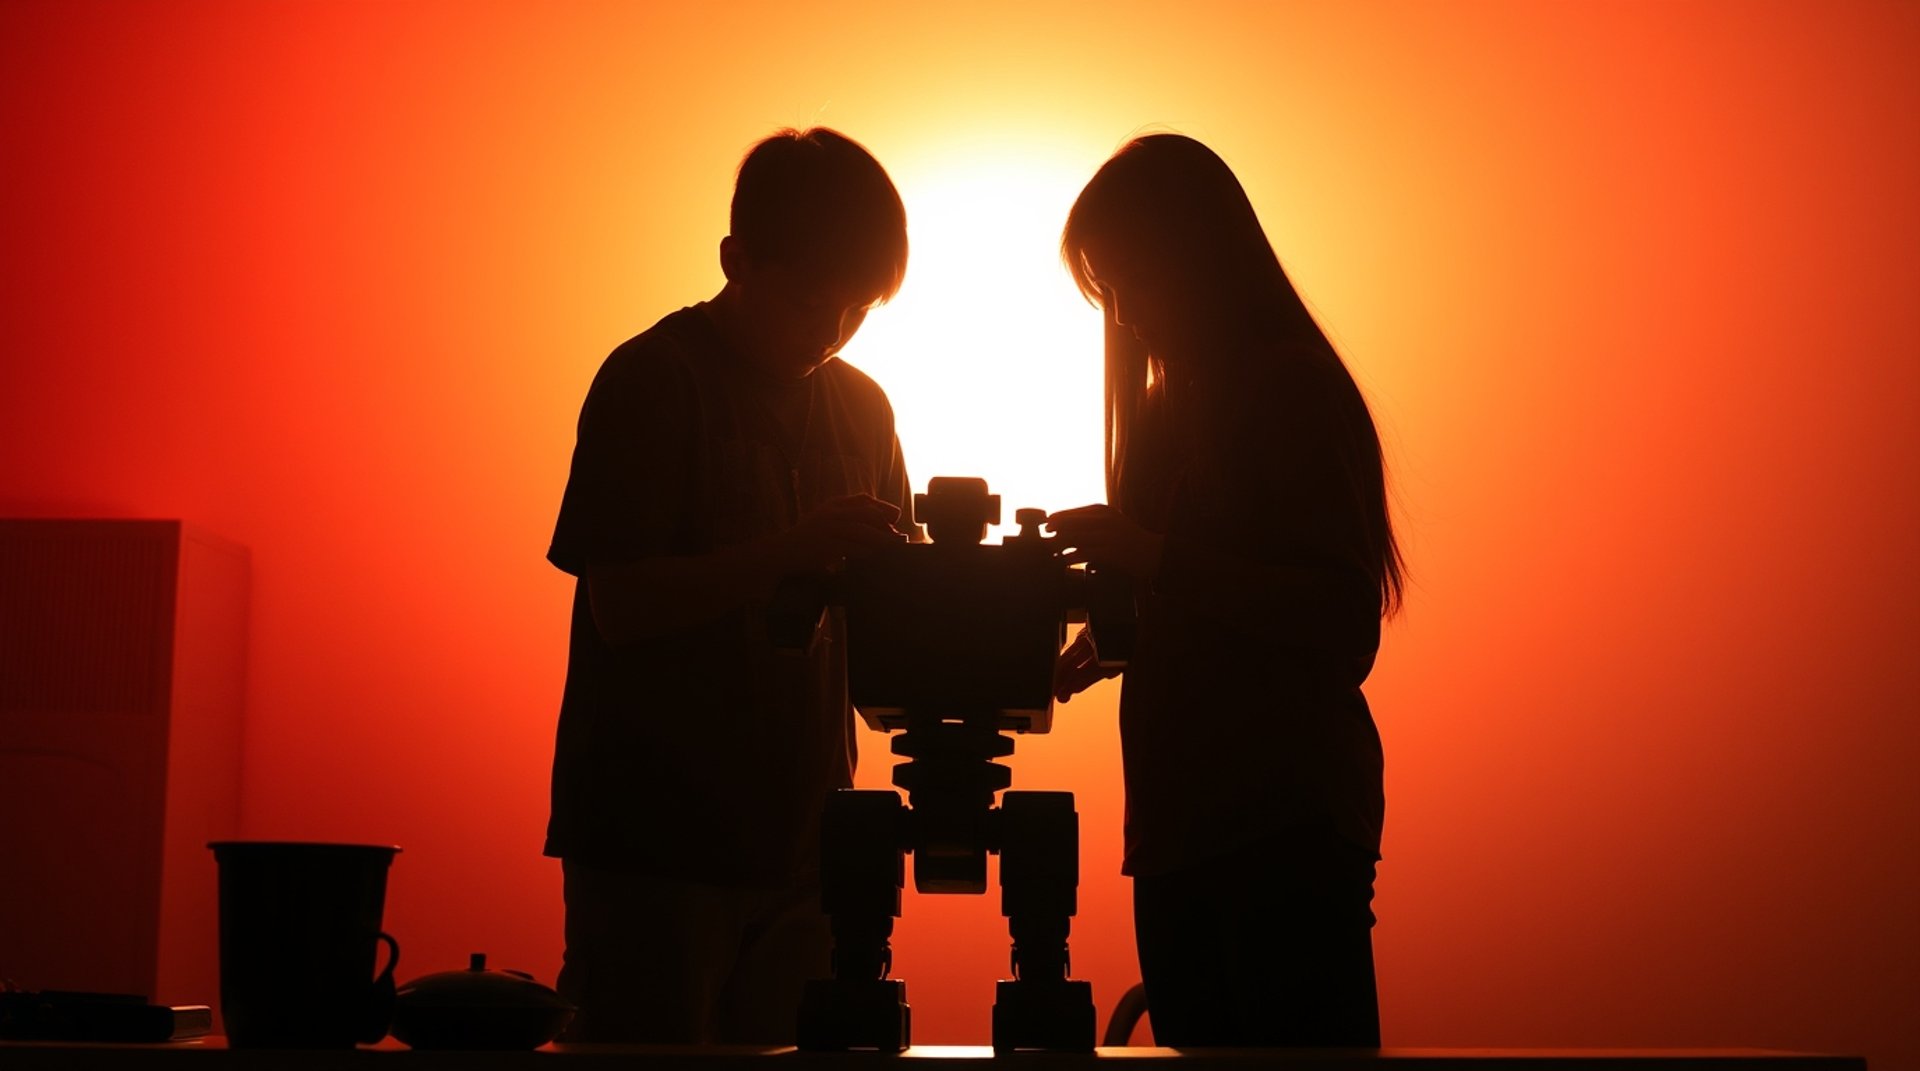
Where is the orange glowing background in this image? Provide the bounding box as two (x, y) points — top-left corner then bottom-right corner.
(3, 1), (1917, 1066)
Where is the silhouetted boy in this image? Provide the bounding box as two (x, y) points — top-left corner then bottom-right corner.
(545, 128), (914, 1044)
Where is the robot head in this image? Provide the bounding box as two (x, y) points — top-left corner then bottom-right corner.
(912, 476), (999, 545)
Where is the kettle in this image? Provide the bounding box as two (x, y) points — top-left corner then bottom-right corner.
(390, 953), (574, 1050)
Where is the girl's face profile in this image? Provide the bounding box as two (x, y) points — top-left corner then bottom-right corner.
(1088, 252), (1171, 354)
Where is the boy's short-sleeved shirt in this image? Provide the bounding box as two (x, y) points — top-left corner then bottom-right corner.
(546, 304), (912, 886)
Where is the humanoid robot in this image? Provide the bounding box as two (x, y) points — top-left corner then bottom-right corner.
(778, 477), (1133, 1053)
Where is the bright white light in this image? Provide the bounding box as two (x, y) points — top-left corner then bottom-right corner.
(838, 156), (1108, 537)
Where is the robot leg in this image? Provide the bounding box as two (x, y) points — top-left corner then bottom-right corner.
(797, 789), (911, 1051)
(992, 790), (1095, 1052)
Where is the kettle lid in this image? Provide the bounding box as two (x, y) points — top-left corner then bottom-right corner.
(394, 953), (572, 1011)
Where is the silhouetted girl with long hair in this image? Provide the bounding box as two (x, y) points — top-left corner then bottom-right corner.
(1048, 133), (1404, 1047)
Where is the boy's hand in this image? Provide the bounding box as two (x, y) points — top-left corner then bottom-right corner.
(775, 493), (905, 573)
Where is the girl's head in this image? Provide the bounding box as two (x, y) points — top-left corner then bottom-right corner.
(1063, 133), (1406, 617)
(1062, 133), (1311, 363)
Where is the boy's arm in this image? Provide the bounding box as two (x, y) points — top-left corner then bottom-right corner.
(585, 493), (905, 646)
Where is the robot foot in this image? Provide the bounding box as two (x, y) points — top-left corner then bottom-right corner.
(991, 978), (1095, 1053)
(796, 978), (911, 1052)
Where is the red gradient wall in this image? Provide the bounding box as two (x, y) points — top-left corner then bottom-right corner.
(3, 2), (1916, 1066)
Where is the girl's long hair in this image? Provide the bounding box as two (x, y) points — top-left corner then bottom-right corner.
(1062, 133), (1406, 617)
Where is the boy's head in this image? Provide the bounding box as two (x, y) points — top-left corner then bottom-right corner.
(729, 127), (909, 303)
(716, 128), (908, 378)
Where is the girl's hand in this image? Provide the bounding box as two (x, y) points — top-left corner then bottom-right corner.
(1045, 504), (1165, 581)
(1053, 628), (1122, 703)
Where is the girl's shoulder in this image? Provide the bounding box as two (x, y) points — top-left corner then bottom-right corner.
(1212, 344), (1353, 431)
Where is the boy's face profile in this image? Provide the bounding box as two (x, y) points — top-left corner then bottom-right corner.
(724, 239), (882, 380)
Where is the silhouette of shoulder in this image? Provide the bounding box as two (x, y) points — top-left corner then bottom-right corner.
(813, 353), (897, 422)
(584, 309), (710, 406)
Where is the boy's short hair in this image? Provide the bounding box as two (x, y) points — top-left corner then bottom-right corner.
(730, 127), (909, 302)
